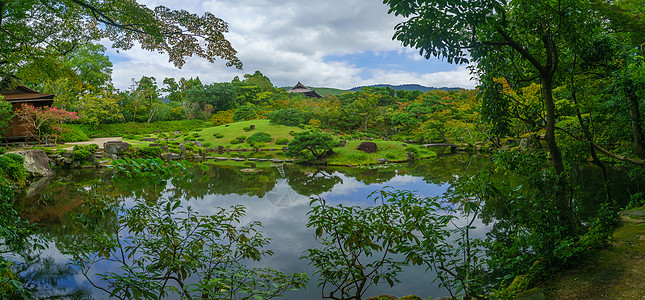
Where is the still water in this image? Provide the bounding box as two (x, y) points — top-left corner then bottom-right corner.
(17, 154), (630, 299)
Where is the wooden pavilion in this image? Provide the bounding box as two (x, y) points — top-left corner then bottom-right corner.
(287, 82), (322, 98)
(0, 85), (55, 139)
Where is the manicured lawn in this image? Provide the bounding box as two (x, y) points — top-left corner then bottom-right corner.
(327, 140), (436, 166)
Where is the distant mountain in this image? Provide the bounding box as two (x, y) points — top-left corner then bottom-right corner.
(349, 84), (462, 92)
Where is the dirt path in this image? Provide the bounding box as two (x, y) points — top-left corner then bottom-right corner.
(62, 137), (122, 150)
(518, 211), (645, 299)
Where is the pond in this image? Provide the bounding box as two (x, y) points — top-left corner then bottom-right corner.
(13, 154), (638, 299)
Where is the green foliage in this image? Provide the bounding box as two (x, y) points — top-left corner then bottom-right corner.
(286, 130), (336, 160)
(0, 96), (12, 136)
(269, 109), (304, 126)
(110, 158), (190, 178)
(275, 138), (289, 145)
(69, 196), (307, 299)
(232, 106), (257, 122)
(246, 132), (272, 144)
(303, 189), (453, 299)
(71, 145), (97, 163)
(135, 146), (162, 159)
(66, 120), (206, 138)
(0, 154), (27, 185)
(59, 124), (89, 142)
(0, 179), (46, 299)
(0, 147), (6, 155)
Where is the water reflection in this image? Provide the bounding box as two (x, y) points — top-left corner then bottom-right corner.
(16, 155), (495, 299)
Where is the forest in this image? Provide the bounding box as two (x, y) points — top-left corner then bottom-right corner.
(1, 0), (645, 299)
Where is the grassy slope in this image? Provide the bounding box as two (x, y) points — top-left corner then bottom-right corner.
(327, 140), (436, 166)
(121, 119), (436, 166)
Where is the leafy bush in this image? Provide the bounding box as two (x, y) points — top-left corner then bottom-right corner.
(232, 106), (257, 122)
(215, 134), (224, 139)
(71, 144), (98, 162)
(246, 132), (272, 144)
(136, 146), (162, 159)
(0, 147), (6, 155)
(70, 120), (207, 138)
(0, 154), (27, 184)
(230, 139), (240, 145)
(269, 109), (304, 126)
(72, 148), (92, 162)
(275, 138), (289, 145)
(208, 110), (234, 126)
(236, 135), (247, 142)
(59, 124), (89, 142)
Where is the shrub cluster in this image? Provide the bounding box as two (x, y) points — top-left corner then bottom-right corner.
(246, 132), (272, 144)
(0, 154), (27, 184)
(72, 144), (98, 162)
(135, 146), (163, 159)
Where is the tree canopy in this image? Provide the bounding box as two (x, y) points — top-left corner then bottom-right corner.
(0, 0), (242, 81)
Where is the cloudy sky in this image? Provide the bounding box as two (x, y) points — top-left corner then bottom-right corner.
(106, 0), (477, 91)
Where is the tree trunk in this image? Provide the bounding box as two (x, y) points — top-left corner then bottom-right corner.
(626, 85), (645, 159)
(541, 76), (577, 232)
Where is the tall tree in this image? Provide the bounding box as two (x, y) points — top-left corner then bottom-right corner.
(383, 0), (605, 230)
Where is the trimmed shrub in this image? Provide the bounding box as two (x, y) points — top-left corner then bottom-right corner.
(0, 147), (6, 155)
(60, 124), (89, 142)
(136, 146), (163, 159)
(275, 138), (289, 145)
(232, 106), (257, 122)
(246, 132), (272, 144)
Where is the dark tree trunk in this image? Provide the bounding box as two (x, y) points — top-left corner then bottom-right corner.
(541, 76), (577, 232)
(626, 86), (645, 159)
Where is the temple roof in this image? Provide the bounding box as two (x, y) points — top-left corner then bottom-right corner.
(0, 85), (55, 103)
(287, 82), (322, 98)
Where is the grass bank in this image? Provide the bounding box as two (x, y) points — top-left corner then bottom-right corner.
(517, 208), (645, 299)
(118, 119), (436, 166)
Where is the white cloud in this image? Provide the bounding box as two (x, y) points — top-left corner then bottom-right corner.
(106, 0), (476, 90)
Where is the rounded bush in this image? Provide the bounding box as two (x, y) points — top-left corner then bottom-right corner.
(246, 132), (272, 144)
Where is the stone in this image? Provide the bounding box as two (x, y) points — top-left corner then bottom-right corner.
(142, 138), (156, 142)
(191, 141), (203, 147)
(173, 131), (182, 135)
(282, 147), (287, 152)
(338, 140), (347, 147)
(161, 146), (169, 152)
(247, 158), (258, 161)
(258, 158), (268, 162)
(406, 152), (415, 161)
(249, 125), (255, 130)
(193, 155), (203, 160)
(270, 159), (284, 163)
(17, 150), (53, 177)
(375, 158), (389, 164)
(357, 141), (378, 153)
(104, 141), (129, 156)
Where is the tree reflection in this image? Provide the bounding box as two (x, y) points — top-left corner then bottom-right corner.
(12, 254), (91, 299)
(287, 168), (342, 196)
